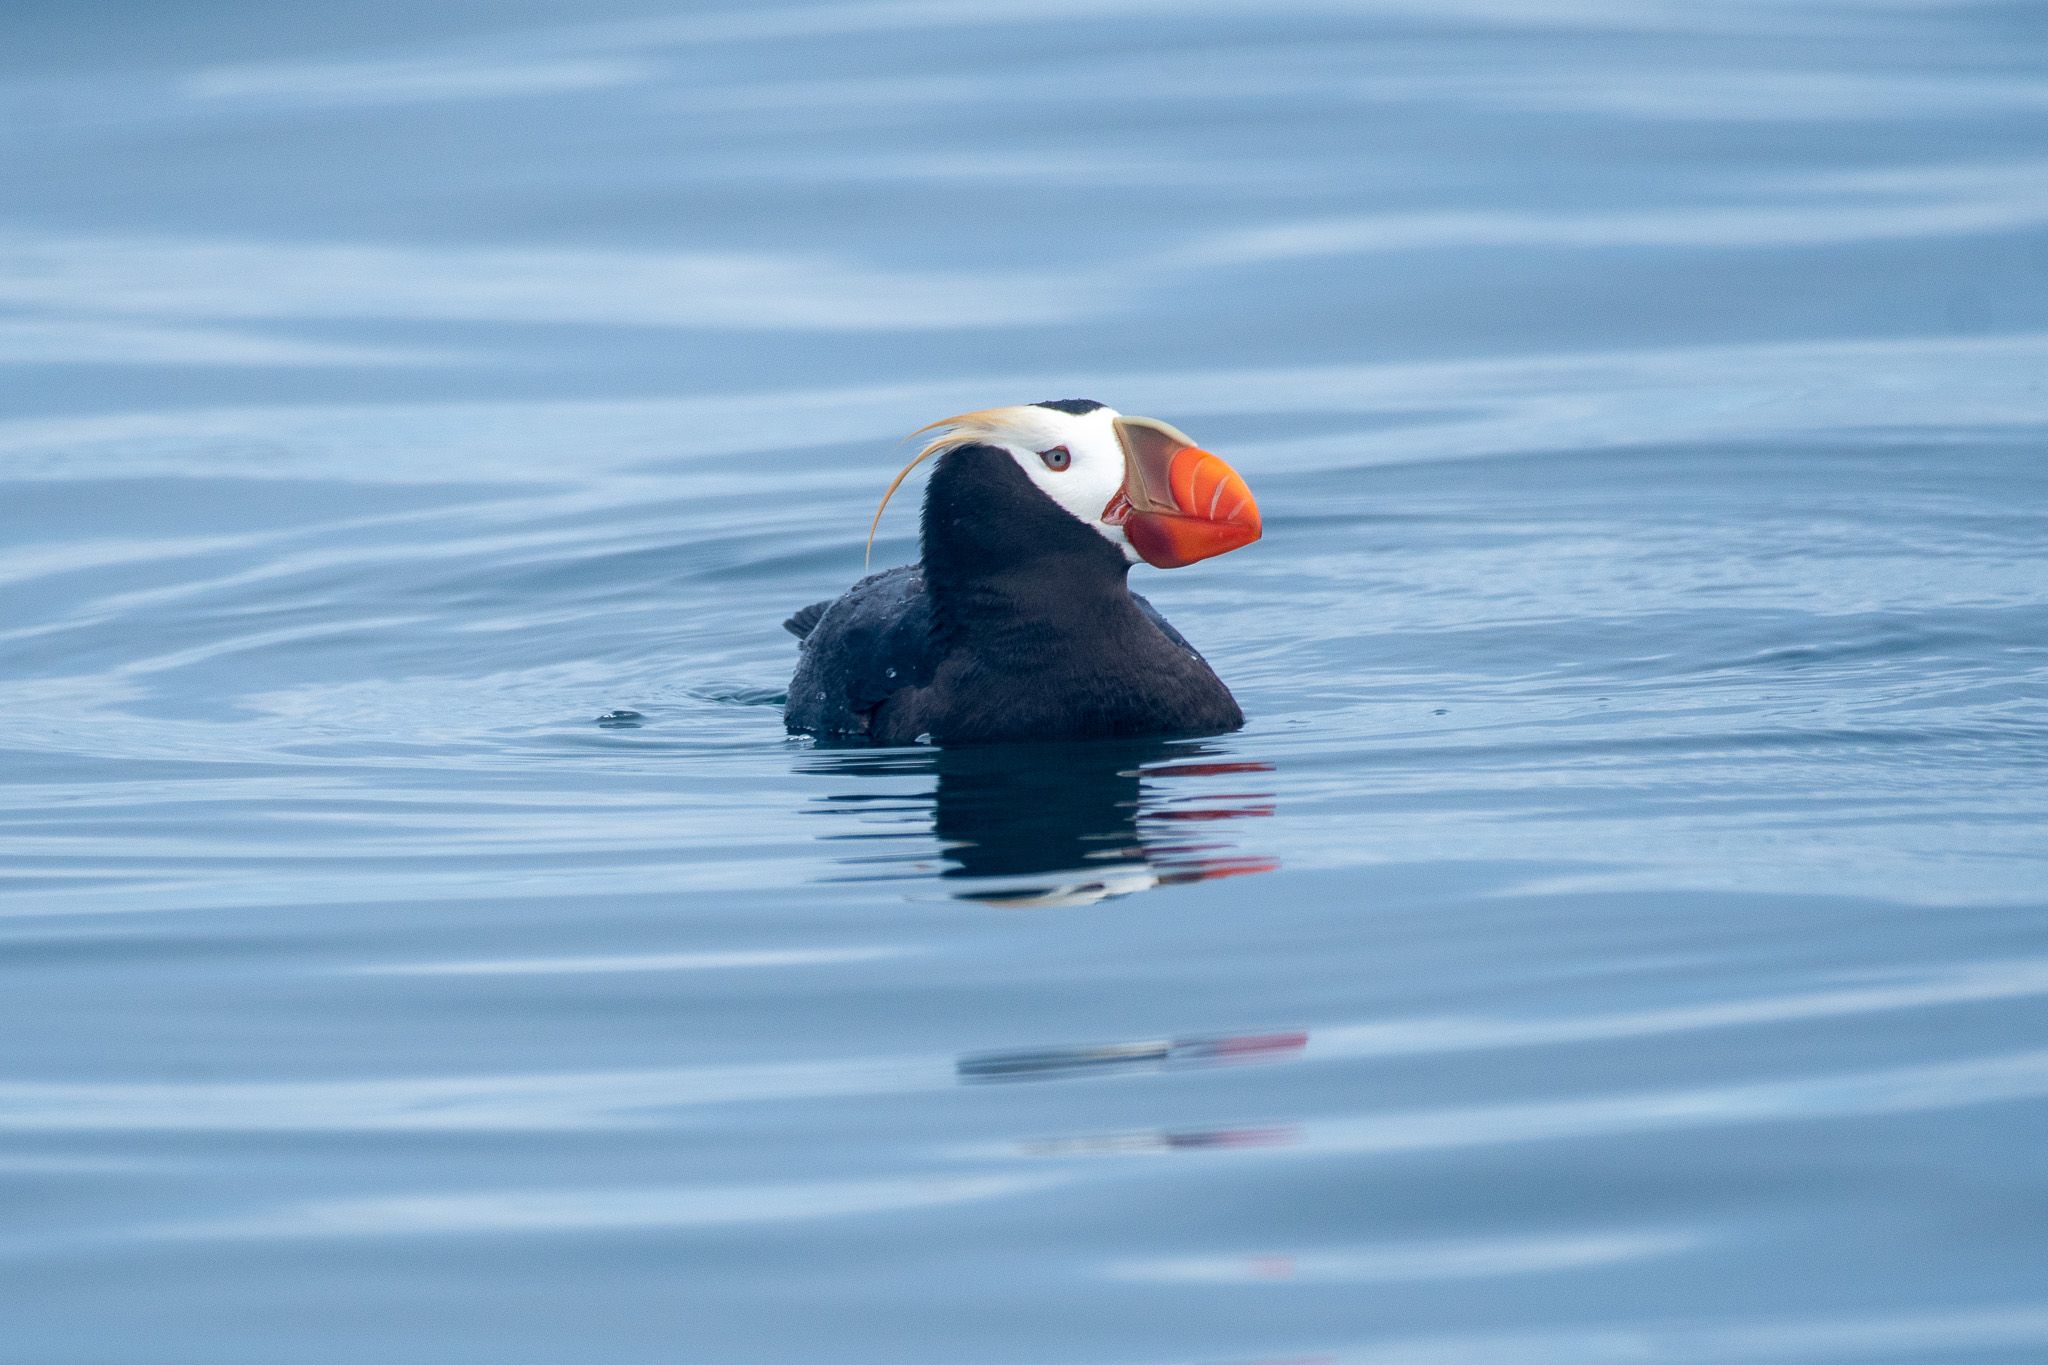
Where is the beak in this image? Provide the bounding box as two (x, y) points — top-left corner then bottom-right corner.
(1104, 416), (1262, 568)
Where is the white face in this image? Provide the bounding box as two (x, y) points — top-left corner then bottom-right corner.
(975, 404), (1140, 562)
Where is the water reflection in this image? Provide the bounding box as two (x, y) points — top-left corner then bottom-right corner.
(1017, 1125), (1299, 1158)
(960, 1030), (1308, 1082)
(801, 738), (1277, 906)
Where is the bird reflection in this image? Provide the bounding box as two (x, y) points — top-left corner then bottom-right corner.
(800, 737), (1276, 905)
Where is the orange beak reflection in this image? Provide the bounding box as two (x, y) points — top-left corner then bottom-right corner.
(1106, 416), (1262, 568)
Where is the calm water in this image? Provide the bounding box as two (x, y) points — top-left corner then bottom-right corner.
(4, 2), (2048, 1361)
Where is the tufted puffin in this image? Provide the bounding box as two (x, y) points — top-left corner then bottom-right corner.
(784, 400), (1260, 745)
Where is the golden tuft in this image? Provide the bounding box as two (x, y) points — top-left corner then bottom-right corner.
(864, 407), (1036, 567)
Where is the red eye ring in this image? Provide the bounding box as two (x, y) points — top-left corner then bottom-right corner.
(1039, 445), (1072, 471)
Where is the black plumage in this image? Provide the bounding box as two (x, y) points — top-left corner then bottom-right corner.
(785, 441), (1243, 746)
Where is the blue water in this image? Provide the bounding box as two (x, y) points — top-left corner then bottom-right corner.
(4, 2), (2047, 1361)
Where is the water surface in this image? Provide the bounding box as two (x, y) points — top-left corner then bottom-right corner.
(3, 2), (2047, 1361)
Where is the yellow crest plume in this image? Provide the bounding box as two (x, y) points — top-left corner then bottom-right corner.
(864, 407), (1031, 568)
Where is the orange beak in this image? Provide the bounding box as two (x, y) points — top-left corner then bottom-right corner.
(1103, 416), (1262, 569)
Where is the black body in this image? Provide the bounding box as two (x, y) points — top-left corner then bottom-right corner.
(785, 442), (1243, 746)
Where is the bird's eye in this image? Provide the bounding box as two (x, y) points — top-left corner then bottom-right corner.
(1039, 445), (1072, 471)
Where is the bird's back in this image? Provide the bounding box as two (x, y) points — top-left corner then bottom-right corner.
(784, 564), (1236, 744)
(784, 565), (939, 740)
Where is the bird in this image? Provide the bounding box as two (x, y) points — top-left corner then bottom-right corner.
(784, 399), (1260, 746)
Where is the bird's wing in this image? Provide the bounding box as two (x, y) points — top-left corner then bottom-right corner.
(784, 565), (941, 738)
(783, 600), (831, 639)
(1131, 591), (1205, 661)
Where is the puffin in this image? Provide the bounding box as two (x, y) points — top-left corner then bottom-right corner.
(784, 400), (1260, 745)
